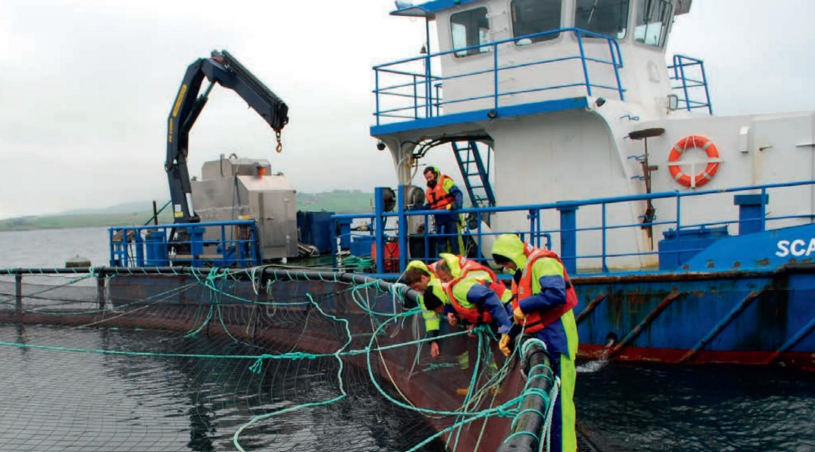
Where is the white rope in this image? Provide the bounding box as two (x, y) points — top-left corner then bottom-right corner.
(539, 376), (561, 452)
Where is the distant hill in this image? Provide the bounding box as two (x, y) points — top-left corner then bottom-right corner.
(0, 190), (374, 231)
(297, 190), (373, 213)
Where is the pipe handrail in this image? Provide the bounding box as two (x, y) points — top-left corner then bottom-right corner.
(373, 28), (623, 70)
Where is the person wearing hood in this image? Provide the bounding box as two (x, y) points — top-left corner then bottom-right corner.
(423, 166), (464, 255)
(422, 276), (511, 396)
(491, 233), (579, 452)
(403, 254), (462, 358)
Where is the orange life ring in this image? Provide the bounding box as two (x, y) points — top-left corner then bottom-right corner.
(668, 135), (720, 188)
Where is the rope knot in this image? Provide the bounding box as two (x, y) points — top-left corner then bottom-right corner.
(249, 354), (273, 375)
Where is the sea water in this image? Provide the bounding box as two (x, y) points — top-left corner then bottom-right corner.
(2, 228), (815, 452)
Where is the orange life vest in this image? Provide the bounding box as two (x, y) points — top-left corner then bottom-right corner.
(444, 258), (508, 325)
(425, 175), (456, 210)
(511, 245), (578, 334)
(456, 256), (508, 300)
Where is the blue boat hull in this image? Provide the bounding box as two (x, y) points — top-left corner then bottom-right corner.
(572, 265), (815, 369)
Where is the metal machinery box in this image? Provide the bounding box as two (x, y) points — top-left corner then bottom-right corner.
(297, 211), (335, 254)
(658, 226), (729, 270)
(191, 155), (298, 259)
(350, 234), (375, 257)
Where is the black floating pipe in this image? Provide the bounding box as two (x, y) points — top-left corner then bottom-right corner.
(496, 338), (555, 452)
(0, 266), (421, 307)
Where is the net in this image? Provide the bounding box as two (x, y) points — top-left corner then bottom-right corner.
(0, 267), (554, 452)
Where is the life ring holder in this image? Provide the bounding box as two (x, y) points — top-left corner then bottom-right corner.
(667, 135), (721, 188)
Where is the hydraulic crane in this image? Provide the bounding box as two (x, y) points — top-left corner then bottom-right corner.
(165, 50), (289, 224)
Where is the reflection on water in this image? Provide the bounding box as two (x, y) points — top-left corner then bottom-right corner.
(0, 325), (443, 452)
(5, 229), (815, 452)
(576, 360), (815, 452)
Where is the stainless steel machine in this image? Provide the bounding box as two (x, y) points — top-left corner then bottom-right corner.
(191, 155), (298, 259)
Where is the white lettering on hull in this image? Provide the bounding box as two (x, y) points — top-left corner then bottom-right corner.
(776, 238), (815, 257)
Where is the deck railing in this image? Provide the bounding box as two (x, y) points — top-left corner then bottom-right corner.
(109, 220), (262, 268)
(668, 54), (713, 114)
(332, 181), (815, 276)
(373, 28), (625, 125)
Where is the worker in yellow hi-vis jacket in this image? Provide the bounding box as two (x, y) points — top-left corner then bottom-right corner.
(491, 234), (579, 452)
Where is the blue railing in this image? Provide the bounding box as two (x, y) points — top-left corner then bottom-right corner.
(668, 54), (713, 114)
(373, 28), (625, 125)
(332, 181), (815, 276)
(109, 220), (262, 268)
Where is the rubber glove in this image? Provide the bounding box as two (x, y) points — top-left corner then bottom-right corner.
(499, 334), (512, 357)
(513, 307), (526, 324)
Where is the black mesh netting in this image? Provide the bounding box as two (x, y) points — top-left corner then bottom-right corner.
(0, 269), (534, 452)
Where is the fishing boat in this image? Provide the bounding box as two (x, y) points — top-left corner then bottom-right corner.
(346, 0), (815, 369)
(8, 1), (805, 450)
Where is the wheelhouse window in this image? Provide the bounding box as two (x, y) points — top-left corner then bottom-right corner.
(634, 0), (673, 47)
(451, 8), (491, 57)
(575, 0), (630, 39)
(511, 0), (563, 45)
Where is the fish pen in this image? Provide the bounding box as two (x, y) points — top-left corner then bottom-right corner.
(0, 267), (569, 452)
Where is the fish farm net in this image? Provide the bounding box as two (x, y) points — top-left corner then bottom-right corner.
(0, 267), (559, 452)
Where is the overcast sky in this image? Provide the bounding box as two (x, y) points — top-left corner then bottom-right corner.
(1, 0), (813, 219)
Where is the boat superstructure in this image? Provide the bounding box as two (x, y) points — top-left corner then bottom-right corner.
(101, 0), (815, 369)
(319, 0), (815, 368)
(372, 0), (815, 272)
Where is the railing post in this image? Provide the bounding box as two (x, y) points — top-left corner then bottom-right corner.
(477, 217), (484, 264)
(135, 231), (145, 267)
(493, 42), (499, 112)
(557, 204), (579, 274)
(528, 210), (540, 248)
(331, 219), (339, 270)
(397, 185), (408, 273)
(413, 75), (418, 119)
(374, 187), (386, 274)
(601, 203), (608, 273)
(678, 57), (691, 111)
(109, 228), (115, 266)
(221, 224), (227, 266)
(97, 271), (106, 311)
(435, 84), (442, 116)
(123, 231), (130, 268)
(699, 59), (713, 114)
(576, 32), (592, 97)
(734, 193), (770, 235)
(375, 69), (381, 125)
(425, 17), (432, 118)
(424, 214), (430, 263)
(608, 39), (624, 101)
(15, 273), (22, 315)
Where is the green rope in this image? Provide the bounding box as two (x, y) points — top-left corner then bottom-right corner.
(232, 292), (354, 452)
(0, 267), (555, 452)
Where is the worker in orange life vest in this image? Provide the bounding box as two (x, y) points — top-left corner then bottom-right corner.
(422, 255), (513, 396)
(491, 234), (578, 452)
(423, 166), (464, 255)
(421, 277), (512, 339)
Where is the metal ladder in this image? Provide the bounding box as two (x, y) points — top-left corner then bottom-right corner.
(451, 140), (495, 208)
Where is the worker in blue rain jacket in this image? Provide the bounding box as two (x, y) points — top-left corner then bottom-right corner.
(422, 273), (512, 395)
(491, 234), (579, 452)
(420, 277), (512, 338)
(423, 166), (464, 255)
